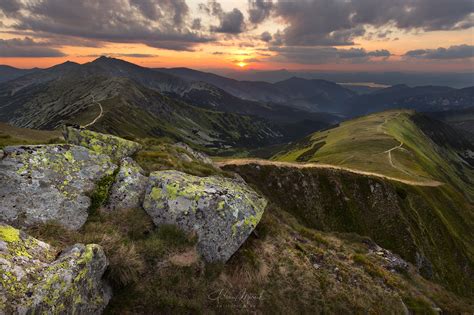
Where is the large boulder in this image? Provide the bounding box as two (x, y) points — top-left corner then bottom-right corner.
(63, 126), (142, 161)
(0, 145), (117, 230)
(0, 223), (110, 314)
(106, 157), (148, 211)
(142, 171), (267, 262)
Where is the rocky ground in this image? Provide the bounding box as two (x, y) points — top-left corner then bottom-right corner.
(1, 127), (473, 314)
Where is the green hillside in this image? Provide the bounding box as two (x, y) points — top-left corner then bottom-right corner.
(273, 110), (474, 201)
(0, 123), (63, 148)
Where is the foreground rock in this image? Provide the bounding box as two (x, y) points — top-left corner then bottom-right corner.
(106, 157), (147, 211)
(0, 145), (116, 230)
(63, 126), (142, 161)
(0, 223), (110, 314)
(143, 171), (267, 262)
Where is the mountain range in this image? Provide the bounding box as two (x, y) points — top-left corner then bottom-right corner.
(0, 57), (473, 151)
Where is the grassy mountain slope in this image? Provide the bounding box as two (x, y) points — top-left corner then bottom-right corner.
(220, 162), (474, 296)
(218, 110), (474, 295)
(0, 75), (283, 150)
(273, 110), (474, 200)
(0, 123), (62, 148)
(427, 107), (474, 138)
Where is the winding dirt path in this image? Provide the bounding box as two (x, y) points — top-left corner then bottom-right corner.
(81, 95), (103, 128)
(217, 159), (443, 187)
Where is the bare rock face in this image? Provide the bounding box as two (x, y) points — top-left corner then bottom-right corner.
(0, 145), (117, 230)
(0, 223), (110, 314)
(142, 170), (267, 262)
(106, 157), (148, 211)
(63, 126), (142, 161)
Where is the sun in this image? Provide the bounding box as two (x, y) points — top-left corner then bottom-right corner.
(237, 62), (247, 68)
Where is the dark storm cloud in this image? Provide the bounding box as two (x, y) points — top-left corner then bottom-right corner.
(191, 18), (202, 30)
(405, 45), (474, 59)
(0, 0), (211, 51)
(0, 37), (65, 57)
(0, 0), (22, 14)
(260, 31), (272, 42)
(272, 0), (474, 46)
(211, 8), (245, 34)
(268, 46), (392, 64)
(248, 0), (273, 24)
(201, 1), (246, 34)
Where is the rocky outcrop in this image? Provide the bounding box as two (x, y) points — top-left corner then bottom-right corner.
(142, 171), (267, 262)
(106, 157), (147, 211)
(63, 126), (142, 161)
(0, 145), (117, 230)
(174, 142), (214, 165)
(0, 223), (110, 314)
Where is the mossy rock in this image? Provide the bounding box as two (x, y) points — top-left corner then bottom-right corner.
(0, 223), (110, 314)
(63, 126), (142, 161)
(142, 170), (267, 262)
(0, 145), (117, 230)
(105, 157), (148, 211)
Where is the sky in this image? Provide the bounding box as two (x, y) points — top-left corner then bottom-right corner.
(0, 0), (473, 72)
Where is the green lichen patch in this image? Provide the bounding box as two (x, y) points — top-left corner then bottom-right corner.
(63, 126), (142, 161)
(0, 144), (117, 230)
(0, 225), (20, 243)
(0, 224), (108, 314)
(143, 170), (267, 262)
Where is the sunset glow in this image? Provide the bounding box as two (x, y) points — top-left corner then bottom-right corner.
(0, 1), (472, 72)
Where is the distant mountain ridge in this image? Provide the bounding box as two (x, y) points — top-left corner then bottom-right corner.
(158, 67), (356, 113)
(348, 84), (473, 115)
(0, 65), (38, 83)
(158, 67), (473, 116)
(0, 57), (340, 150)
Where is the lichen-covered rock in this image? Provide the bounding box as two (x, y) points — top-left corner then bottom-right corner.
(63, 126), (142, 161)
(142, 170), (267, 262)
(106, 157), (147, 211)
(174, 142), (214, 165)
(0, 223), (110, 314)
(0, 145), (117, 230)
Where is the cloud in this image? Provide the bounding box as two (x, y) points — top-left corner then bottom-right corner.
(0, 0), (211, 51)
(272, 0), (474, 47)
(405, 45), (474, 59)
(201, 1), (246, 34)
(83, 53), (159, 58)
(211, 8), (245, 34)
(191, 18), (202, 30)
(248, 0), (273, 24)
(0, 37), (66, 57)
(268, 46), (392, 64)
(260, 31), (272, 42)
